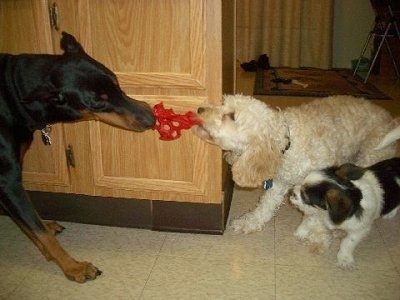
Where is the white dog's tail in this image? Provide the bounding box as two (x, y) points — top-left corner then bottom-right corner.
(375, 125), (400, 150)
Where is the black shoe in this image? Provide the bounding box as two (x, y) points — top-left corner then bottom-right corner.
(240, 60), (258, 72)
(257, 54), (270, 70)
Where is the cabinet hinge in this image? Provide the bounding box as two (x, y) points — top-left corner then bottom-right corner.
(49, 2), (60, 31)
(65, 145), (75, 168)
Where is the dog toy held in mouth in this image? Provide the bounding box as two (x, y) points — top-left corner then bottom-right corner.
(152, 102), (202, 141)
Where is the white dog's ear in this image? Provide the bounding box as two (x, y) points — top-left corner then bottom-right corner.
(231, 141), (281, 188)
(325, 189), (353, 225)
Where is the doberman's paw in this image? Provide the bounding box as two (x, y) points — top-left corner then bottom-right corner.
(65, 262), (102, 283)
(44, 221), (66, 236)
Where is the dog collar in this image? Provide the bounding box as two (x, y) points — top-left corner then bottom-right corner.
(41, 125), (52, 145)
(263, 179), (273, 190)
(282, 137), (291, 154)
(281, 120), (291, 154)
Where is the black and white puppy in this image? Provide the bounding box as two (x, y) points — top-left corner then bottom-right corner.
(289, 157), (400, 269)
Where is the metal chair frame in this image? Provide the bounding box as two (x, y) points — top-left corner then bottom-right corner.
(353, 4), (400, 83)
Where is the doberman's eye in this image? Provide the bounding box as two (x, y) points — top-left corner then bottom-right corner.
(99, 94), (109, 101)
(91, 93), (108, 109)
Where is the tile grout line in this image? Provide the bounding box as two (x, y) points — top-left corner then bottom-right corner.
(376, 220), (400, 277)
(273, 215), (277, 300)
(138, 233), (168, 300)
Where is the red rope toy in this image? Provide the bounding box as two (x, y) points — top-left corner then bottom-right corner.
(152, 102), (202, 141)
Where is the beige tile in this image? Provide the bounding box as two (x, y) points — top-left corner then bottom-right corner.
(142, 255), (275, 300)
(1, 219), (165, 299)
(275, 202), (340, 268)
(160, 228), (274, 265)
(227, 186), (263, 220)
(56, 222), (167, 256)
(276, 265), (400, 300)
(276, 203), (396, 271)
(8, 251), (158, 300)
(376, 213), (400, 274)
(158, 187), (275, 266)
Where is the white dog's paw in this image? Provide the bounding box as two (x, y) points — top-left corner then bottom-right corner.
(229, 214), (265, 234)
(337, 252), (355, 270)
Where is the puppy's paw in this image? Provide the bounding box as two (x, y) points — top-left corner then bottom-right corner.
(383, 207), (399, 219)
(229, 214), (264, 234)
(294, 228), (309, 241)
(337, 252), (355, 270)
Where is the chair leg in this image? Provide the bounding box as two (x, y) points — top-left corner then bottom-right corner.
(384, 38), (400, 78)
(363, 24), (392, 83)
(353, 33), (373, 76)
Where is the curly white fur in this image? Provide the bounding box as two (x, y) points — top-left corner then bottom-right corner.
(195, 94), (399, 234)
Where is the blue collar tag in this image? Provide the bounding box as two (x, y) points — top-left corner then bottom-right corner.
(263, 179), (273, 190)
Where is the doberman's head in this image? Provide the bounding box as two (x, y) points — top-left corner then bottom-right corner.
(22, 32), (155, 131)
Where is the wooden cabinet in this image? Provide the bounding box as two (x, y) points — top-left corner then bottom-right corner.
(0, 0), (235, 233)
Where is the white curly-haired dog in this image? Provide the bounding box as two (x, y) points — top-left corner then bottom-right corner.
(195, 94), (399, 234)
(289, 157), (400, 269)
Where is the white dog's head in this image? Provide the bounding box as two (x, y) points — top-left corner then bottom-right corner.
(194, 95), (283, 187)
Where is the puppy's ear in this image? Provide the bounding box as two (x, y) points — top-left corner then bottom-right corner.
(60, 32), (85, 54)
(231, 140), (281, 187)
(335, 163), (366, 181)
(325, 188), (353, 225)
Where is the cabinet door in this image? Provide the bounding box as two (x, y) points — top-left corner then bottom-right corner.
(74, 0), (223, 203)
(0, 0), (71, 192)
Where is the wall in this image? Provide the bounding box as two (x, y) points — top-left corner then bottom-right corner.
(332, 0), (374, 68)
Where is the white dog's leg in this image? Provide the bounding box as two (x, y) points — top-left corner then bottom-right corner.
(230, 181), (286, 234)
(337, 227), (370, 269)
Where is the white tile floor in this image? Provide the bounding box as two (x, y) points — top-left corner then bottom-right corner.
(1, 186), (400, 299)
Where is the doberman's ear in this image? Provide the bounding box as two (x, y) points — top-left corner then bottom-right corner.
(335, 163), (366, 181)
(325, 188), (353, 225)
(60, 32), (85, 55)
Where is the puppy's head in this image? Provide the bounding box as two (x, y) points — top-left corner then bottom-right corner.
(195, 95), (282, 187)
(23, 32), (155, 131)
(289, 168), (363, 224)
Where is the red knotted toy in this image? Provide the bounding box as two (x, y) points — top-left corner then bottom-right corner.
(152, 102), (202, 141)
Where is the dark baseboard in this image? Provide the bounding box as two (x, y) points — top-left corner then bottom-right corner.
(26, 192), (226, 234)
(28, 191), (153, 229)
(1, 169), (234, 235)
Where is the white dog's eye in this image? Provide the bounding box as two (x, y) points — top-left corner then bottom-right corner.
(223, 112), (235, 121)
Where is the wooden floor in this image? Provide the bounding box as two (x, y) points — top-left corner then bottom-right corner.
(236, 66), (400, 117)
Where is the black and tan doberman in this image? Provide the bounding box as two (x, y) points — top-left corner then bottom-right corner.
(0, 32), (155, 282)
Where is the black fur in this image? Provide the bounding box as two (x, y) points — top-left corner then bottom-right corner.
(0, 32), (155, 282)
(303, 158), (400, 225)
(368, 157), (400, 216)
(302, 166), (364, 224)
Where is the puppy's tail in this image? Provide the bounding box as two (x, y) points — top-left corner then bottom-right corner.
(375, 125), (400, 150)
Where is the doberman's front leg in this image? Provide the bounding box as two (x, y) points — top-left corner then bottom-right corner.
(44, 221), (66, 236)
(36, 229), (102, 282)
(0, 183), (102, 283)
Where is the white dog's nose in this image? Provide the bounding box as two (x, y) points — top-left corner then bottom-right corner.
(197, 107), (205, 114)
